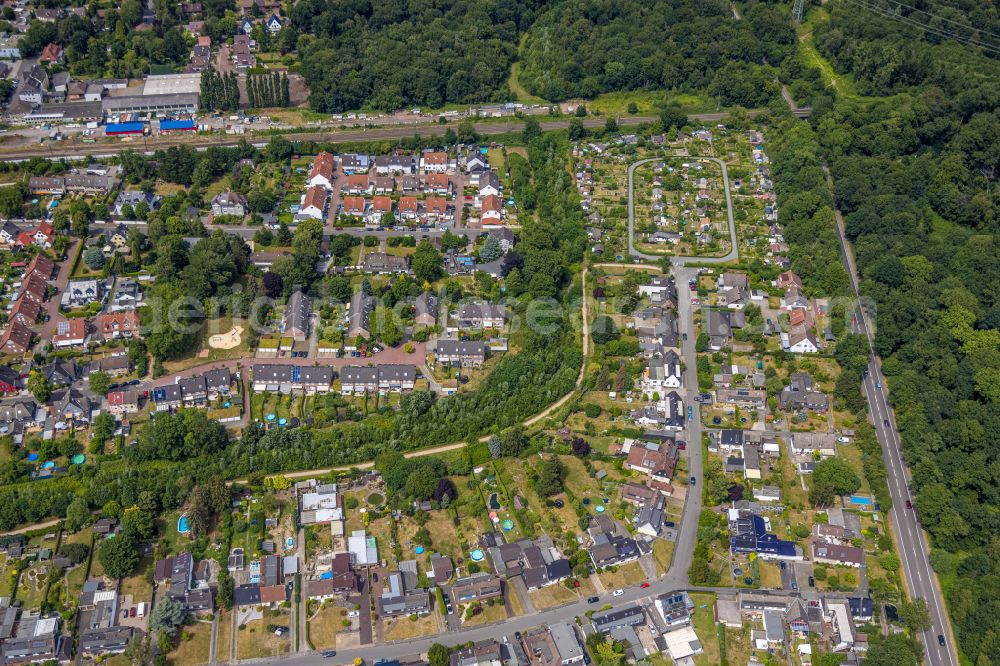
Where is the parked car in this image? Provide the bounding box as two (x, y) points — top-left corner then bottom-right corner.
(323, 651), (337, 658)
(836, 436), (851, 443)
(808, 576), (815, 587)
(791, 581), (798, 591)
(587, 596), (600, 603)
(640, 582), (650, 588)
(348, 611), (360, 618)
(664, 521), (675, 528)
(612, 589), (625, 597)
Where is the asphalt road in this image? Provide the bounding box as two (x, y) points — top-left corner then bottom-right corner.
(833, 205), (956, 666)
(626, 156), (738, 265)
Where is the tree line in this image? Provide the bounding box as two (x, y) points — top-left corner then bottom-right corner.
(246, 71), (291, 109)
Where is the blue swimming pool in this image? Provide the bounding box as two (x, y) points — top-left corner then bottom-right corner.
(177, 513), (190, 534)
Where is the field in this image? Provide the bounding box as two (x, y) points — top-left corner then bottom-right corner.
(307, 604), (342, 650)
(759, 562), (782, 590)
(383, 613), (441, 641)
(652, 540), (674, 575)
(597, 561), (646, 590)
(529, 580), (594, 610)
(162, 316), (251, 373)
(236, 616), (290, 660)
(120, 555), (153, 603)
(215, 611), (233, 662)
(169, 620), (213, 666)
(461, 601), (507, 626)
(689, 592), (721, 666)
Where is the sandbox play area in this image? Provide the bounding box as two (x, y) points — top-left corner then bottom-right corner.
(208, 326), (244, 349)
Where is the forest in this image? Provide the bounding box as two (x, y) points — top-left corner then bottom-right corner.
(769, 0), (1000, 662)
(294, 0), (545, 112)
(517, 0), (794, 105)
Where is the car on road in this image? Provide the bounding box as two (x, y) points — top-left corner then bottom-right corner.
(612, 589), (625, 597)
(128, 379), (140, 386)
(682, 333), (687, 341)
(884, 419), (891, 427)
(323, 651), (337, 658)
(676, 440), (686, 450)
(938, 635), (946, 646)
(875, 381), (882, 389)
(690, 297), (700, 305)
(587, 596), (600, 603)
(371, 573), (379, 582)
(780, 562), (786, 570)
(791, 581), (798, 591)
(906, 500), (913, 509)
(689, 477), (696, 485)
(687, 406), (693, 421)
(640, 582), (650, 588)
(446, 603), (453, 614)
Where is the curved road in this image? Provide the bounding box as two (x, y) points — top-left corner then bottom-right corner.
(626, 157), (738, 266)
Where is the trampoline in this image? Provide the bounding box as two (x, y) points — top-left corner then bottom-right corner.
(27, 453), (38, 462)
(415, 546), (425, 554)
(177, 513), (190, 534)
(501, 519), (514, 531)
(470, 549), (485, 561)
(71, 454), (85, 465)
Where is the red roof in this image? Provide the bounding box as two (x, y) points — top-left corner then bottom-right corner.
(481, 194), (502, 213)
(372, 196), (391, 213)
(107, 390), (124, 406)
(96, 311), (140, 335)
(310, 151), (334, 181)
(398, 196), (418, 214)
(423, 151), (448, 165)
(426, 197), (448, 214)
(426, 173), (449, 188)
(0, 322), (33, 353)
(39, 43), (63, 62)
(345, 174), (370, 190)
(301, 185), (328, 212)
(342, 197), (366, 214)
(53, 317), (86, 342)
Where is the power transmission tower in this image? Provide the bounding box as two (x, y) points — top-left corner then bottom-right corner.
(793, 0), (805, 23)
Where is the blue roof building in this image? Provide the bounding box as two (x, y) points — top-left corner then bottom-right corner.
(105, 122), (144, 135)
(729, 513), (799, 559)
(159, 119), (196, 131)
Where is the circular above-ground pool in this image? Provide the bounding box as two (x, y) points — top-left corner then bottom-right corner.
(286, 537), (294, 548)
(42, 461), (54, 470)
(470, 549), (485, 561)
(582, 498), (591, 506)
(71, 454), (85, 465)
(733, 568), (743, 576)
(595, 505), (606, 513)
(415, 546), (425, 554)
(27, 453), (38, 462)
(278, 418), (287, 426)
(177, 513), (190, 534)
(501, 519), (514, 531)
(223, 402), (231, 408)
(266, 413), (276, 421)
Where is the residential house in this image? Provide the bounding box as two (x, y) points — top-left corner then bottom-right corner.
(379, 570), (429, 617)
(811, 541), (865, 568)
(51, 388), (95, 422)
(299, 185), (328, 220)
(360, 252), (409, 274)
(784, 326), (819, 354)
(587, 515), (639, 568)
(414, 292), (439, 327)
(106, 389), (139, 415)
(52, 318), (86, 348)
(9, 298), (41, 327)
(308, 152), (335, 189)
(41, 360), (81, 386)
(348, 293), (374, 339)
(374, 155), (416, 175)
(252, 365), (333, 394)
(61, 279), (103, 308)
(342, 174), (372, 195)
(625, 440), (678, 481)
(341, 196), (367, 218)
(432, 340), (486, 368)
(282, 291), (311, 341)
(94, 311), (140, 340)
(779, 373), (829, 412)
(452, 573), (502, 605)
(487, 227), (516, 253)
(480, 194), (503, 225)
(425, 173), (451, 195)
(420, 151), (452, 173)
(397, 196), (420, 222)
(0, 323), (33, 355)
(339, 154), (370, 174)
(109, 280), (143, 312)
(590, 605), (645, 634)
(425, 197), (453, 222)
(728, 510), (800, 561)
(455, 301), (505, 330)
(640, 350), (682, 392)
(477, 171), (500, 197)
(211, 192), (248, 217)
(0, 366), (20, 394)
(706, 309), (745, 350)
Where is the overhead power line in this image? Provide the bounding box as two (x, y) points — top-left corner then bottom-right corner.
(837, 0), (1000, 54)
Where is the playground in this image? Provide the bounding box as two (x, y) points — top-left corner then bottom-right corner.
(208, 326), (244, 350)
